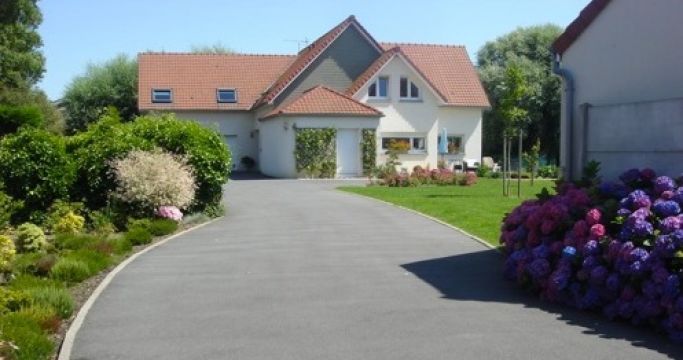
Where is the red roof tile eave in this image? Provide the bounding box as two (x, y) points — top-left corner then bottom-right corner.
(260, 112), (383, 121)
(552, 0), (612, 55)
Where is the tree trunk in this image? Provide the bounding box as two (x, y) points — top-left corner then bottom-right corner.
(518, 130), (523, 198)
(502, 136), (507, 196)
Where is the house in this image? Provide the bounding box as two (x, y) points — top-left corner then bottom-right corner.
(552, 0), (683, 180)
(138, 16), (489, 178)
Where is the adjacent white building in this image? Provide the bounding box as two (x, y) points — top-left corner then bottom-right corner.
(139, 16), (490, 178)
(552, 0), (683, 180)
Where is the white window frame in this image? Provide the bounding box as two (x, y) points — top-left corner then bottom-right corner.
(381, 134), (427, 154)
(438, 134), (464, 155)
(399, 77), (420, 100)
(151, 89), (173, 103)
(368, 76), (389, 99)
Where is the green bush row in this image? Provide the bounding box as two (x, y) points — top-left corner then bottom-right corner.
(0, 110), (231, 223)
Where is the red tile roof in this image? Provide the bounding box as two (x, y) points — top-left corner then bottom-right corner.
(138, 16), (490, 111)
(254, 15), (383, 107)
(380, 43), (490, 108)
(261, 85), (383, 119)
(552, 0), (612, 55)
(138, 53), (295, 111)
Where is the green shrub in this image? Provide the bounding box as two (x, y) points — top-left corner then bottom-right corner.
(127, 218), (151, 231)
(0, 235), (16, 271)
(67, 109), (151, 209)
(295, 128), (336, 178)
(148, 219), (178, 236)
(15, 223), (47, 253)
(54, 233), (98, 251)
(124, 226), (152, 246)
(68, 249), (111, 273)
(0, 104), (44, 137)
(88, 210), (116, 236)
(109, 237), (132, 254)
(14, 305), (61, 333)
(538, 164), (558, 178)
(0, 129), (75, 221)
(0, 311), (54, 359)
(45, 200), (84, 232)
(50, 258), (91, 283)
(24, 286), (74, 319)
(0, 288), (30, 313)
(10, 253), (43, 275)
(0, 190), (23, 229)
(9, 275), (63, 292)
(361, 129), (376, 176)
(130, 114), (231, 212)
(53, 211), (85, 234)
(69, 112), (230, 214)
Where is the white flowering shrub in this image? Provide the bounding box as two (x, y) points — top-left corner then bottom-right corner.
(112, 149), (196, 211)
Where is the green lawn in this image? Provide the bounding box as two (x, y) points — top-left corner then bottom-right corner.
(339, 179), (554, 247)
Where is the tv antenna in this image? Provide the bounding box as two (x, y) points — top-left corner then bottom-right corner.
(285, 37), (309, 52)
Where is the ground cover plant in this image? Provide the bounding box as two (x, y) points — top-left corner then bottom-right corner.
(501, 167), (683, 341)
(340, 178), (553, 245)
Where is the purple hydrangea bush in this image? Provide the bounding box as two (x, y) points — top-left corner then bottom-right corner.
(501, 168), (683, 341)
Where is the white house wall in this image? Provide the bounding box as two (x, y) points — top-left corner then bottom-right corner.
(355, 56), (483, 171)
(173, 111), (257, 171)
(258, 116), (380, 178)
(560, 0), (683, 179)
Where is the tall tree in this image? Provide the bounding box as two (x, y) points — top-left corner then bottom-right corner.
(62, 54), (138, 133)
(0, 0), (45, 90)
(478, 24), (562, 164)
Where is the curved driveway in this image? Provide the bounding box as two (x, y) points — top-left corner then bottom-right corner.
(70, 178), (682, 359)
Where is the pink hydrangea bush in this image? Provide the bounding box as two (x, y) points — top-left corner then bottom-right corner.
(501, 169), (683, 342)
(157, 206), (183, 221)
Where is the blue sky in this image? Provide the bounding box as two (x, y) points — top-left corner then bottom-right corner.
(37, 0), (591, 100)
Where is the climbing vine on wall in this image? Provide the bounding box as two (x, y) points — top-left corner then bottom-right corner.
(361, 129), (376, 176)
(295, 128), (337, 178)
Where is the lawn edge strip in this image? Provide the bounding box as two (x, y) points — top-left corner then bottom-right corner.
(340, 188), (501, 252)
(56, 216), (223, 360)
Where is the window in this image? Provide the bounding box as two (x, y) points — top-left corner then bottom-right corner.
(217, 89), (237, 103)
(368, 76), (388, 98)
(438, 135), (463, 154)
(151, 89), (172, 103)
(399, 77), (420, 99)
(381, 135), (426, 153)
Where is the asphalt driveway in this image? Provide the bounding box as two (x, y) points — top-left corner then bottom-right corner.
(69, 178), (682, 359)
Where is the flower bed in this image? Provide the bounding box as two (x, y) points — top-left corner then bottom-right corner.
(501, 168), (683, 341)
(379, 166), (478, 187)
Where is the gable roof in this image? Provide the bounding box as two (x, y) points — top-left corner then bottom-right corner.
(346, 43), (490, 107)
(138, 53), (295, 111)
(552, 0), (612, 55)
(254, 15), (383, 107)
(261, 85), (383, 119)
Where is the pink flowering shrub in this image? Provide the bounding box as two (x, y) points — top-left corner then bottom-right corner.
(157, 206), (183, 221)
(501, 168), (683, 342)
(379, 166), (476, 187)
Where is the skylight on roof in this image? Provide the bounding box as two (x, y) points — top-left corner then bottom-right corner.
(217, 89), (237, 103)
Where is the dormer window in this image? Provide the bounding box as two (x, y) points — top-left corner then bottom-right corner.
(152, 89), (172, 103)
(368, 76), (388, 99)
(399, 77), (420, 99)
(217, 89), (237, 103)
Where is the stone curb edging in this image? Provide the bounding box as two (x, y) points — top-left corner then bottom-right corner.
(57, 217), (223, 360)
(341, 190), (501, 252)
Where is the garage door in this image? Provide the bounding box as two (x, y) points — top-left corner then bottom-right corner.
(336, 129), (360, 177)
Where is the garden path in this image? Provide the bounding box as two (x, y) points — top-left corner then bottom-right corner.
(69, 177), (682, 359)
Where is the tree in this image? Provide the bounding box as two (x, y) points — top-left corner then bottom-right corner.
(191, 43), (235, 54)
(523, 138), (541, 186)
(0, 0), (45, 90)
(498, 64), (530, 197)
(478, 24), (563, 164)
(62, 54), (138, 133)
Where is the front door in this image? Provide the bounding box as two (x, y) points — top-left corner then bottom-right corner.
(336, 129), (360, 177)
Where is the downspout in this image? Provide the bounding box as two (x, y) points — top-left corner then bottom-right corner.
(551, 52), (575, 180)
